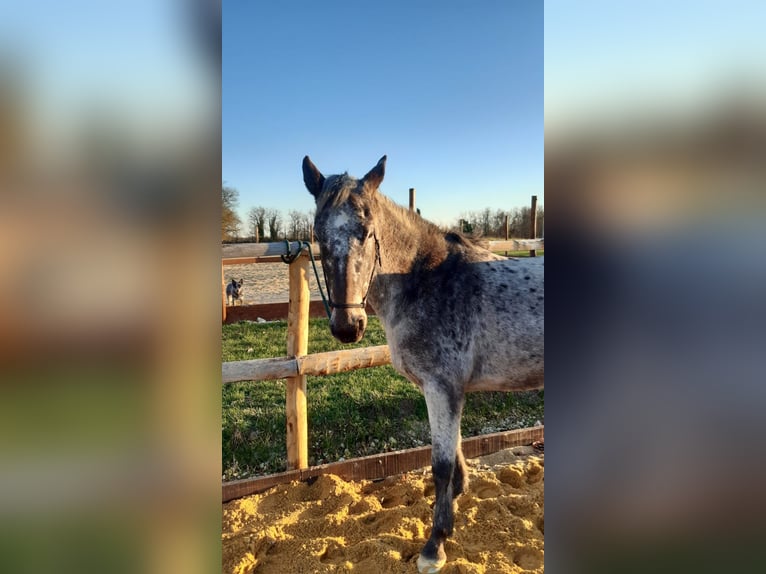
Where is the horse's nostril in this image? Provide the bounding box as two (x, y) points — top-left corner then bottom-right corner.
(357, 318), (365, 333)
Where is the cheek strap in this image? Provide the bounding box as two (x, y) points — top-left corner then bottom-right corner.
(323, 235), (381, 310)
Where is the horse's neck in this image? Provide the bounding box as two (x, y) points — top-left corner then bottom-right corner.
(375, 198), (445, 274)
(368, 198), (448, 322)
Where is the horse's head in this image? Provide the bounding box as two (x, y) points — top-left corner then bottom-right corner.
(302, 155), (386, 343)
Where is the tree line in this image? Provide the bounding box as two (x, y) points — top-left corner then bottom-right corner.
(223, 185), (543, 243)
(222, 185), (314, 243)
(241, 205), (316, 243)
(457, 206), (544, 239)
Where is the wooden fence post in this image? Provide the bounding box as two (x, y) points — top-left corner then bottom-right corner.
(221, 262), (227, 322)
(286, 251), (310, 470)
(530, 195), (538, 257)
(409, 188), (416, 212)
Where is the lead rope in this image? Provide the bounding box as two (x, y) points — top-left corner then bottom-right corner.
(281, 240), (332, 320)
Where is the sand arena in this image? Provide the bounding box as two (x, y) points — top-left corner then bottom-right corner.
(223, 448), (543, 573)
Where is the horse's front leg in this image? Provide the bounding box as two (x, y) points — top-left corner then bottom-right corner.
(417, 383), (464, 574)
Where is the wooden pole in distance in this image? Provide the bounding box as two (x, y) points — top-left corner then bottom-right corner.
(286, 252), (310, 470)
(530, 195), (538, 257)
(409, 188), (416, 212)
(504, 214), (510, 256)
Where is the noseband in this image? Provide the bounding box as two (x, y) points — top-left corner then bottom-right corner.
(322, 234), (381, 310)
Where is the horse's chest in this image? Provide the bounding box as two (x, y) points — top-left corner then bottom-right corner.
(386, 335), (414, 377)
(379, 326), (422, 385)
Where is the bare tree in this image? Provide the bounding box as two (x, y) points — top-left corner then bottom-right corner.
(535, 206), (544, 238)
(247, 206), (266, 242)
(287, 209), (303, 240)
(479, 207), (492, 237)
(492, 209), (508, 238)
(266, 208), (282, 241)
(457, 204), (542, 239)
(300, 209), (314, 241)
(508, 206), (543, 238)
(222, 185), (241, 242)
(509, 206), (528, 238)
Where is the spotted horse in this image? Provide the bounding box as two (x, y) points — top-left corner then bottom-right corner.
(302, 155), (544, 573)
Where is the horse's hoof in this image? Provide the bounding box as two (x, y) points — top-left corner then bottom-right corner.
(417, 553), (446, 573)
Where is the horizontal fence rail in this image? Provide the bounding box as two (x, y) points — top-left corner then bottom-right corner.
(222, 241), (320, 260)
(222, 238), (543, 261)
(223, 345), (391, 384)
(484, 238), (544, 252)
(223, 426), (544, 502)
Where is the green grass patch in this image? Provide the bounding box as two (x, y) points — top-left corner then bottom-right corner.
(222, 317), (543, 479)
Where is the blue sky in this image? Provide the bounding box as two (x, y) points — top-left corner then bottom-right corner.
(4, 0), (763, 231)
(223, 0), (543, 228)
(545, 0), (766, 130)
(1, 1), (210, 158)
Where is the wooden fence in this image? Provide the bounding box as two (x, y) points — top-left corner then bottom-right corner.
(221, 236), (544, 498)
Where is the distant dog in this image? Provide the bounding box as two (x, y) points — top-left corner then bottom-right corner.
(226, 278), (244, 305)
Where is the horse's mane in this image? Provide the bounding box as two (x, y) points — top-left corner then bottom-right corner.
(318, 172), (477, 249)
(375, 189), (443, 234)
(373, 190), (490, 257)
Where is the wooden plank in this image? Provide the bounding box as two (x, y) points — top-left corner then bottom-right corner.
(222, 345), (391, 384)
(530, 195), (538, 257)
(487, 239), (544, 252)
(222, 301), (318, 323)
(286, 253), (310, 470)
(222, 256), (286, 265)
(222, 356), (299, 383)
(222, 241), (321, 259)
(222, 301), (372, 324)
(221, 263), (226, 323)
(222, 426), (544, 502)
(299, 345), (391, 377)
(222, 239), (541, 260)
(223, 301), (322, 323)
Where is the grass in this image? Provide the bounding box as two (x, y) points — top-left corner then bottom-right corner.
(222, 317), (544, 480)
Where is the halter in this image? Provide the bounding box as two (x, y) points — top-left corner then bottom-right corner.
(322, 234), (381, 310)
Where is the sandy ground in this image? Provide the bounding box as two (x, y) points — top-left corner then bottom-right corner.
(222, 448), (544, 573)
(223, 262), (325, 305)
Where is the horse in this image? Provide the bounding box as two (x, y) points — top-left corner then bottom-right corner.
(302, 155), (544, 573)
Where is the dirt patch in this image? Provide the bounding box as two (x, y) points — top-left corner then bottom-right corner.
(222, 449), (543, 573)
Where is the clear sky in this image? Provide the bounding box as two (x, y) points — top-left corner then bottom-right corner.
(223, 0), (543, 229)
(0, 1), (209, 148)
(544, 0), (766, 131)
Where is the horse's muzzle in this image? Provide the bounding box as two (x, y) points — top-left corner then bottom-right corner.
(330, 309), (367, 344)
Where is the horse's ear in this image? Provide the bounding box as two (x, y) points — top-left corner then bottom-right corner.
(302, 156), (325, 198)
(362, 155), (387, 192)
